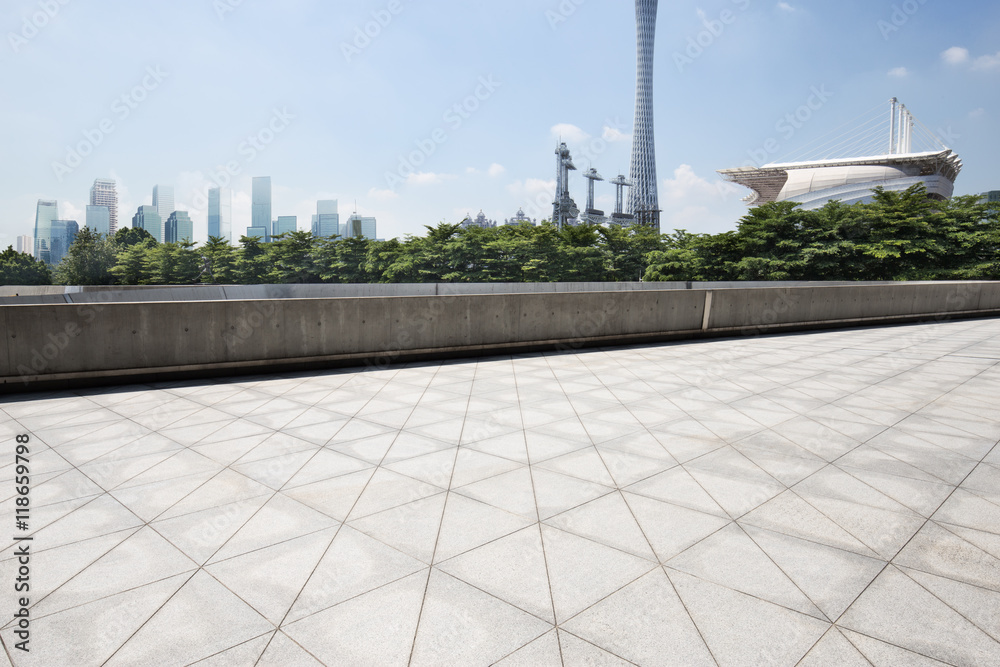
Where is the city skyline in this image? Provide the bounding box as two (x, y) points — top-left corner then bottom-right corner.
(2, 0), (998, 249)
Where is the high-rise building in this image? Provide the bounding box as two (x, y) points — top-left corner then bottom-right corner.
(208, 187), (232, 243)
(246, 226), (268, 241)
(16, 235), (33, 254)
(86, 205), (111, 236)
(252, 177), (272, 234)
(342, 213), (377, 239)
(165, 211), (194, 244)
(273, 216), (297, 238)
(627, 0), (660, 231)
(33, 199), (58, 263)
(152, 185), (175, 219)
(90, 178), (119, 235)
(312, 200), (340, 237)
(985, 191), (1000, 203)
(48, 220), (79, 265)
(132, 205), (162, 241)
(151, 185), (174, 242)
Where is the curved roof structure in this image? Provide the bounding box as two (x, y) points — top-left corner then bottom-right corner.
(718, 100), (963, 210)
(719, 149), (963, 209)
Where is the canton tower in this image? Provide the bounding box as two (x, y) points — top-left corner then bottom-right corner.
(627, 0), (660, 231)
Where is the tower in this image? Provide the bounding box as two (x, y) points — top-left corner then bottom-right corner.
(252, 177), (272, 235)
(627, 0), (660, 232)
(610, 174), (635, 225)
(552, 142), (579, 230)
(581, 168), (606, 225)
(90, 178), (118, 235)
(208, 187), (232, 243)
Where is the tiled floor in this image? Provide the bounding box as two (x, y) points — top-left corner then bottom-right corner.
(2, 318), (1000, 666)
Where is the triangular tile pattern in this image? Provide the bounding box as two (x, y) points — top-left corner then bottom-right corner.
(7, 318), (1000, 662)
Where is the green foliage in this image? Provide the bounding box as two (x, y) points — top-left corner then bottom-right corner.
(36, 186), (1000, 286)
(54, 227), (116, 285)
(0, 246), (52, 285)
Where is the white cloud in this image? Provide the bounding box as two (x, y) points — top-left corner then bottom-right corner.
(550, 123), (589, 144)
(488, 163), (506, 177)
(602, 125), (631, 143)
(942, 46), (970, 65)
(973, 52), (1000, 71)
(658, 164), (748, 234)
(969, 108), (986, 119)
(776, 2), (797, 12)
(888, 67), (908, 77)
(368, 187), (399, 200)
(62, 201), (84, 223)
(465, 166), (480, 175)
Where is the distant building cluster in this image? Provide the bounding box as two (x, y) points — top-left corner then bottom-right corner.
(24, 175), (379, 265)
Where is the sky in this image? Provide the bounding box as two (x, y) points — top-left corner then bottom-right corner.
(1, 0), (998, 247)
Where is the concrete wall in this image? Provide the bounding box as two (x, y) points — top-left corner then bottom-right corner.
(3, 282), (998, 392)
(0, 281), (905, 305)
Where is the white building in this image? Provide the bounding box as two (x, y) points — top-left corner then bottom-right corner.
(719, 100), (962, 211)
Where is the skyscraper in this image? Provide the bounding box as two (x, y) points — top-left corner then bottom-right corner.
(151, 185), (174, 243)
(312, 200), (340, 238)
(165, 211), (194, 244)
(86, 205), (111, 236)
(252, 177), (272, 233)
(208, 187), (232, 243)
(90, 178), (118, 235)
(16, 235), (32, 254)
(132, 205), (162, 242)
(273, 216), (297, 238)
(627, 0), (660, 231)
(33, 200), (58, 263)
(152, 185), (175, 219)
(48, 220), (79, 265)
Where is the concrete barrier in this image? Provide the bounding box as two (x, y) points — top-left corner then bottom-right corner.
(2, 282), (999, 392)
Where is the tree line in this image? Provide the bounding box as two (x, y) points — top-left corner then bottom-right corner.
(2, 185), (997, 287)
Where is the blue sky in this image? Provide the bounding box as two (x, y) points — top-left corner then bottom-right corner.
(1, 0), (997, 246)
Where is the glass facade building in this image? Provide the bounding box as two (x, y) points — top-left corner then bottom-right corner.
(132, 205), (162, 242)
(165, 211), (194, 244)
(246, 226), (268, 241)
(49, 220), (79, 265)
(342, 214), (377, 240)
(208, 187), (232, 243)
(312, 200), (339, 238)
(33, 199), (58, 263)
(273, 216), (297, 238)
(252, 177), (272, 234)
(90, 178), (119, 234)
(86, 205), (111, 236)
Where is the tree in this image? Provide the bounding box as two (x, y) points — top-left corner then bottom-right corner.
(113, 226), (156, 248)
(54, 227), (116, 285)
(201, 236), (238, 284)
(110, 239), (155, 285)
(268, 231), (322, 283)
(235, 236), (272, 284)
(0, 246), (52, 285)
